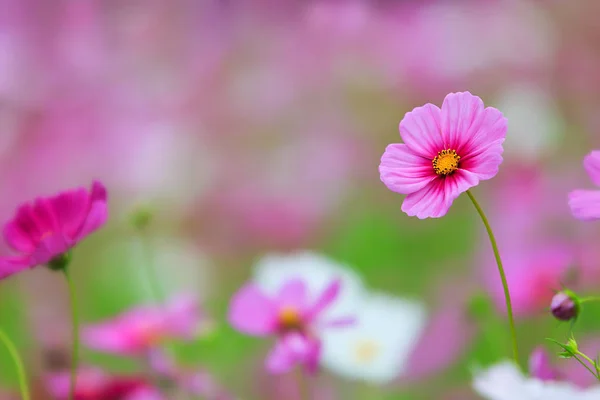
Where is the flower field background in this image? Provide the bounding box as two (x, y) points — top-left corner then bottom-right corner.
(2, 1), (600, 399)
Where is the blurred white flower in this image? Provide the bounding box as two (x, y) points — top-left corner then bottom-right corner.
(320, 292), (426, 384)
(473, 362), (600, 400)
(253, 251), (365, 321)
(496, 85), (564, 161)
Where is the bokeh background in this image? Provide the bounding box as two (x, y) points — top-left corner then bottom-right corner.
(2, 0), (600, 399)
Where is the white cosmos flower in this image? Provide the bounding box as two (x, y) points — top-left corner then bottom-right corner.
(252, 251), (366, 320)
(320, 292), (427, 384)
(473, 362), (600, 400)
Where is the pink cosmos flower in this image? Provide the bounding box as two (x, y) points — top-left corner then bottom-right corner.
(83, 295), (204, 355)
(569, 151), (600, 220)
(0, 181), (108, 278)
(379, 92), (507, 218)
(46, 367), (163, 400)
(228, 278), (354, 374)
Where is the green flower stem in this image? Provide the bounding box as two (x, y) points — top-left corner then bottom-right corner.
(580, 296), (600, 304)
(0, 328), (31, 400)
(139, 234), (164, 303)
(573, 354), (599, 380)
(63, 270), (80, 400)
(466, 190), (520, 368)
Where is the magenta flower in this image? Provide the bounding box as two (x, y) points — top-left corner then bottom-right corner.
(529, 347), (560, 382)
(379, 92), (507, 218)
(83, 295), (204, 355)
(228, 278), (354, 374)
(46, 367), (162, 400)
(0, 181), (108, 278)
(569, 151), (600, 220)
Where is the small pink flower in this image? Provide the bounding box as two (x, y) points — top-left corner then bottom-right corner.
(379, 92), (507, 218)
(46, 367), (161, 400)
(83, 295), (203, 355)
(569, 151), (600, 220)
(228, 278), (354, 374)
(529, 347), (560, 382)
(0, 181), (108, 278)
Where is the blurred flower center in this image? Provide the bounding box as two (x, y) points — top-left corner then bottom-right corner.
(354, 339), (379, 364)
(40, 231), (54, 241)
(432, 149), (460, 175)
(278, 307), (303, 331)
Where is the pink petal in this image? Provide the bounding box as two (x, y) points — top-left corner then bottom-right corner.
(584, 151), (600, 187)
(50, 188), (90, 239)
(459, 145), (504, 181)
(228, 284), (278, 336)
(0, 256), (32, 279)
(569, 190), (600, 221)
(265, 340), (296, 374)
(2, 220), (35, 253)
(31, 198), (60, 235)
(529, 347), (559, 381)
(379, 144), (437, 195)
(82, 324), (138, 355)
(440, 92), (507, 159)
(306, 279), (342, 321)
(399, 103), (444, 159)
(164, 295), (201, 338)
(276, 279), (308, 310)
(401, 170), (479, 219)
(29, 234), (71, 266)
(74, 181), (108, 241)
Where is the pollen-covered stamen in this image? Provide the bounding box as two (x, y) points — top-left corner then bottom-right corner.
(432, 149), (460, 176)
(277, 307), (304, 332)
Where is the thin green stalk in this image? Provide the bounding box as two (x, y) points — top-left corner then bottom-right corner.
(580, 296), (600, 304)
(0, 328), (30, 400)
(63, 270), (80, 400)
(573, 355), (599, 380)
(466, 190), (520, 368)
(139, 234), (164, 303)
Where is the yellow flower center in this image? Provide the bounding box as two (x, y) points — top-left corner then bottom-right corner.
(432, 149), (460, 176)
(354, 340), (379, 364)
(278, 307), (303, 331)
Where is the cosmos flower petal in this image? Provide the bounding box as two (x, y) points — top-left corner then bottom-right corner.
(265, 339), (296, 375)
(569, 190), (600, 221)
(2, 220), (35, 253)
(584, 151), (600, 187)
(440, 91), (486, 150)
(379, 144), (437, 195)
(440, 92), (507, 159)
(460, 146), (504, 180)
(401, 170), (479, 219)
(399, 103), (444, 159)
(276, 279), (308, 310)
(49, 187), (93, 238)
(228, 283), (278, 336)
(0, 256), (33, 279)
(307, 279), (342, 320)
(30, 234), (71, 265)
(74, 181), (109, 241)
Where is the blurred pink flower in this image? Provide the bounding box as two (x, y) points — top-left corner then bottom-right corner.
(529, 347), (560, 382)
(485, 244), (572, 317)
(46, 367), (161, 400)
(228, 278), (354, 374)
(379, 92), (507, 219)
(83, 295), (203, 355)
(569, 151), (600, 220)
(148, 350), (235, 400)
(0, 181), (107, 278)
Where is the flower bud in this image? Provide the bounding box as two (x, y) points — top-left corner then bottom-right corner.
(550, 291), (579, 321)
